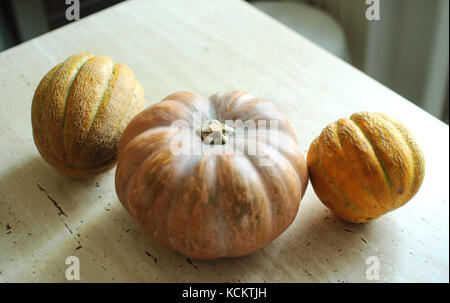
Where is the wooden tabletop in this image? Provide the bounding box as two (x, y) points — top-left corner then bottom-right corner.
(0, 0), (448, 282)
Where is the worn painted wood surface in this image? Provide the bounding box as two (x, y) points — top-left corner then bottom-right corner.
(0, 0), (448, 282)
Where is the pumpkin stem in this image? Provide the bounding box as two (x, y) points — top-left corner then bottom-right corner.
(198, 120), (235, 145)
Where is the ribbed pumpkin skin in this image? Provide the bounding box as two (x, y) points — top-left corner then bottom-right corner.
(307, 112), (425, 223)
(115, 91), (308, 260)
(31, 52), (145, 177)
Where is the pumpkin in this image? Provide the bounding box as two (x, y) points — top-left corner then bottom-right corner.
(115, 91), (308, 260)
(31, 52), (145, 177)
(307, 112), (425, 223)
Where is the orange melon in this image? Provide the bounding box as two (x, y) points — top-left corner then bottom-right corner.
(307, 112), (425, 223)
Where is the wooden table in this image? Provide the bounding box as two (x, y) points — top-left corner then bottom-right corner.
(0, 0), (448, 283)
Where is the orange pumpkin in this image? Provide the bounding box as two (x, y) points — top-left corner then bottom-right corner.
(115, 91), (308, 260)
(31, 52), (145, 177)
(307, 112), (425, 223)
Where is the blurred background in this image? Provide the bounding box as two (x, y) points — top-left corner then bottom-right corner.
(0, 0), (448, 123)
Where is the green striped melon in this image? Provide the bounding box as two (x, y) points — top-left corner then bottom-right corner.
(31, 52), (145, 177)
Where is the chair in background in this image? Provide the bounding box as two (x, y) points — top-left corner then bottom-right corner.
(252, 0), (351, 62)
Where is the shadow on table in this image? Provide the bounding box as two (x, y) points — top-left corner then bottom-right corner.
(199, 205), (402, 282)
(78, 193), (402, 282)
(0, 155), (116, 281)
(0, 154), (111, 216)
(0, 156), (401, 282)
